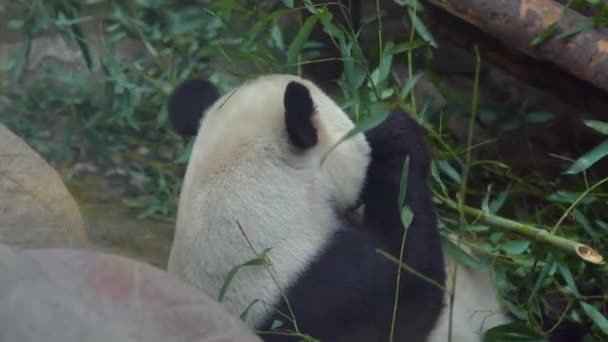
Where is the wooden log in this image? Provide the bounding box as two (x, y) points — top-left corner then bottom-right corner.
(420, 4), (608, 120)
(425, 0), (608, 94)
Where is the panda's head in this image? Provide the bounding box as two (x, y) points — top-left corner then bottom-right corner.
(168, 74), (371, 213)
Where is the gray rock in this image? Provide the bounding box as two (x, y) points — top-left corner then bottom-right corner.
(0, 123), (87, 248)
(0, 243), (262, 342)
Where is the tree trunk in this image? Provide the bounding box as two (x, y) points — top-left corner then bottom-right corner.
(425, 0), (608, 94)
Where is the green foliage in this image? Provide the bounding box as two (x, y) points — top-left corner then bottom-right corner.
(2, 1), (607, 341)
(566, 120), (608, 175)
(219, 248), (271, 303)
(531, 0), (608, 46)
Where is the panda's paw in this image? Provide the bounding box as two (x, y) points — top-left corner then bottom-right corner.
(365, 110), (431, 167)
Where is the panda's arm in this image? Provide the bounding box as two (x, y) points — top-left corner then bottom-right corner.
(362, 110), (447, 334)
(361, 111), (445, 285)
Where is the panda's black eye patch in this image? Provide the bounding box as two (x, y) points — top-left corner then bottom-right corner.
(284, 81), (318, 150)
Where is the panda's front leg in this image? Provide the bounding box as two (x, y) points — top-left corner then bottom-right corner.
(361, 110), (447, 338)
(361, 110), (436, 232)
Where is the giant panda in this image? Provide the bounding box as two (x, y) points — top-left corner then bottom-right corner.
(164, 73), (512, 341)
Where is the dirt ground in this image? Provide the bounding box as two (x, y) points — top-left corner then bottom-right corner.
(66, 172), (175, 269)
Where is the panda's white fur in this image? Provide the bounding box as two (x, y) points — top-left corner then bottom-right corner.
(429, 251), (512, 341)
(167, 73), (511, 341)
(167, 74), (371, 327)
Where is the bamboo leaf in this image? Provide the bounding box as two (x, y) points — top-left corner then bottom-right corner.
(408, 9), (437, 48)
(564, 140), (608, 174)
(481, 184), (493, 213)
(440, 235), (487, 270)
(218, 249), (271, 302)
(370, 41), (394, 86)
(401, 205), (414, 228)
(580, 302), (608, 335)
(583, 119), (608, 135)
(531, 21), (559, 47)
(489, 191), (509, 215)
(287, 13), (319, 68)
(436, 160), (461, 184)
(399, 73), (422, 99)
(240, 299), (261, 321)
(501, 240), (530, 255)
(398, 157), (411, 209)
(556, 21), (595, 40)
(484, 322), (548, 341)
(557, 263), (580, 296)
(320, 103), (390, 165)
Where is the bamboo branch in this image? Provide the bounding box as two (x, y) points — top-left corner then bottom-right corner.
(437, 196), (605, 265)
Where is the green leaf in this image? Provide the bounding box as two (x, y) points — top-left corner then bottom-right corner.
(489, 191), (509, 214)
(481, 184), (493, 213)
(556, 21), (595, 40)
(440, 235), (488, 270)
(287, 13), (320, 68)
(596, 219), (608, 232)
(436, 160), (461, 184)
(463, 224), (490, 233)
(408, 9), (437, 48)
(281, 0), (294, 8)
(269, 24), (285, 50)
(239, 299), (261, 321)
(318, 10), (344, 41)
(574, 208), (600, 240)
(399, 73), (422, 99)
(401, 205), (414, 228)
(320, 103), (390, 165)
(491, 232), (503, 245)
(531, 21), (559, 47)
(175, 139), (194, 163)
(0, 58), (17, 72)
(580, 302), (608, 335)
(557, 263), (580, 296)
(392, 40), (425, 54)
(430, 161), (449, 197)
(501, 240), (530, 255)
(7, 19), (25, 29)
(369, 41), (394, 87)
(546, 190), (595, 205)
(501, 300), (529, 321)
(218, 249), (271, 302)
(270, 320), (284, 330)
(526, 111), (554, 124)
(583, 119), (608, 135)
(484, 322), (548, 341)
(398, 156), (411, 209)
(564, 140), (608, 174)
(528, 257), (557, 306)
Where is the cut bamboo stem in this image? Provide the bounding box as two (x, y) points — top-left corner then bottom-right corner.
(438, 197), (605, 265)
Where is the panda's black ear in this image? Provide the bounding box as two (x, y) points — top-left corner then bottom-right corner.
(168, 78), (220, 136)
(284, 81), (318, 149)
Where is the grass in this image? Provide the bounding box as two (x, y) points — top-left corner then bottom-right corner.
(1, 0), (607, 341)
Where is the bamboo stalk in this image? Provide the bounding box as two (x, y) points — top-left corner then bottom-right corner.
(438, 197), (605, 265)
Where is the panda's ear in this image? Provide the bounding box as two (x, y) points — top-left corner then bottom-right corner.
(284, 81), (318, 149)
(168, 78), (220, 136)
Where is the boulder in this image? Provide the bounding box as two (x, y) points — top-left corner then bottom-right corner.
(0, 123), (87, 248)
(0, 243), (262, 342)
